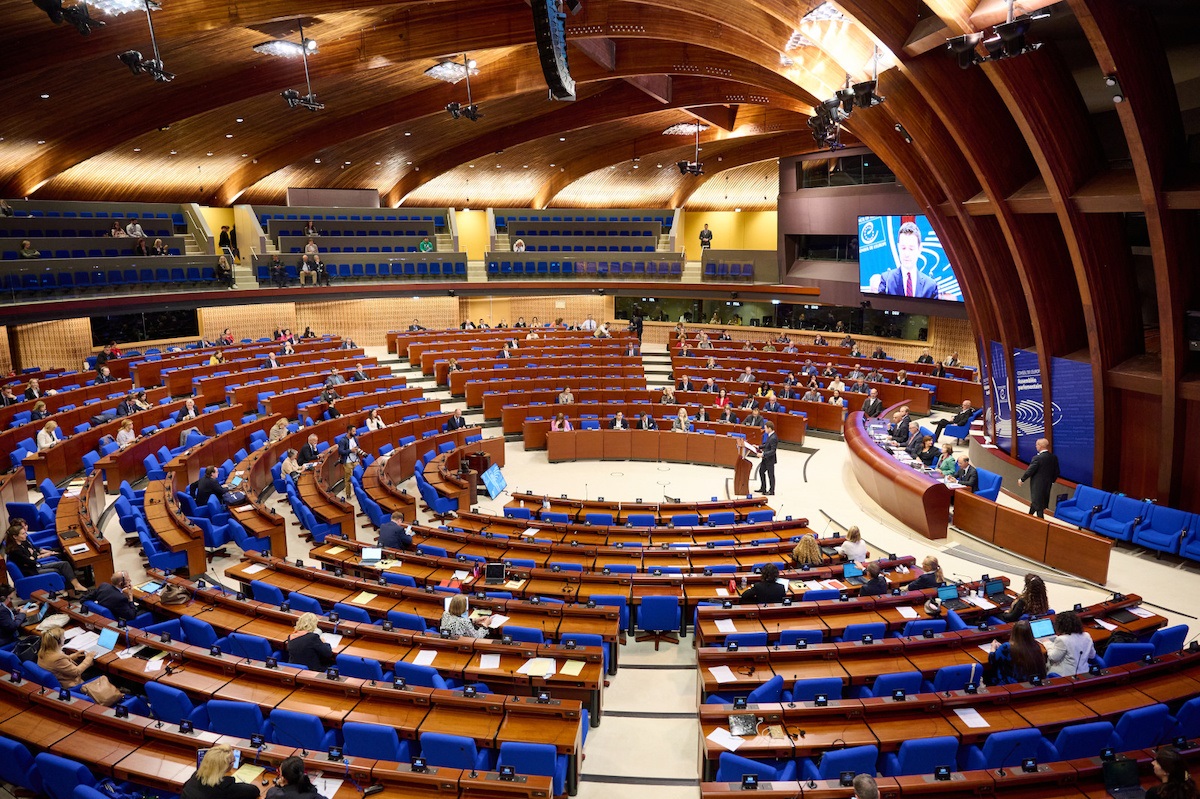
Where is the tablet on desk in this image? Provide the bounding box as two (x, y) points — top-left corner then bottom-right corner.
(137, 581), (163, 594)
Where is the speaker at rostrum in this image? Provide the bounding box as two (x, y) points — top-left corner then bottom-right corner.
(532, 0), (576, 100)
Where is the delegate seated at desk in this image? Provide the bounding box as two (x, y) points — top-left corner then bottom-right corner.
(740, 564), (786, 604)
(379, 511), (413, 550)
(609, 412), (628, 430)
(283, 613), (335, 671)
(441, 594), (488, 638)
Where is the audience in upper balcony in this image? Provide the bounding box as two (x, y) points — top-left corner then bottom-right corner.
(151, 238), (170, 256)
(215, 256), (233, 288)
(269, 256), (287, 288)
(0, 200), (12, 217)
(302, 220), (318, 237)
(18, 240), (39, 259)
(132, 238), (150, 257)
(419, 236), (434, 253)
(298, 255), (316, 286)
(512, 238), (526, 253)
(125, 216), (146, 238)
(108, 220), (127, 237)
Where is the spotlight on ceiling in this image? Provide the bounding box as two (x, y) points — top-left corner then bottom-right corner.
(118, 49), (174, 81)
(946, 0), (1043, 69)
(32, 0), (105, 34)
(851, 79), (884, 108)
(894, 123), (913, 144)
(281, 88), (323, 111)
(946, 31), (985, 68)
(676, 160), (703, 176)
(252, 39), (317, 57)
(445, 54), (482, 120)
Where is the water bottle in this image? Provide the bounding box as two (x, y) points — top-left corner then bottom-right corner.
(741, 575), (748, 590)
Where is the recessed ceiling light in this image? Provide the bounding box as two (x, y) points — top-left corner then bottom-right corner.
(657, 163), (663, 168)
(37, 140), (45, 145)
(225, 134), (233, 138)
(522, 165), (529, 169)
(235, 117), (244, 123)
(633, 164), (639, 169)
(495, 164), (501, 168)
(375, 161), (381, 165)
(169, 149), (176, 155)
(40, 94), (50, 99)
(406, 160), (412, 165)
(344, 161), (351, 165)
(206, 152), (213, 156)
(314, 158), (321, 164)
(133, 147), (141, 152)
(468, 164), (475, 168)
(559, 137), (566, 141)
(241, 153), (249, 157)
(404, 131), (411, 136)
(549, 163), (555, 167)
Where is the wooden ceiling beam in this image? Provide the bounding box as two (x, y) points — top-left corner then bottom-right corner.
(685, 105), (738, 132)
(625, 75), (673, 104)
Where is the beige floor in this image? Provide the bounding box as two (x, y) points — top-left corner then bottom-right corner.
(77, 344), (1198, 799)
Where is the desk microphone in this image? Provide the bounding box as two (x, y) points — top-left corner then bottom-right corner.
(994, 739), (1025, 777)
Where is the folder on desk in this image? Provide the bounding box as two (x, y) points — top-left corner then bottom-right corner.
(517, 657), (556, 677)
(350, 591), (377, 605)
(326, 546), (347, 555)
(560, 660), (585, 677)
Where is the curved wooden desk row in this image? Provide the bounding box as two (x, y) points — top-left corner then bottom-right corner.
(192, 352), (371, 406)
(696, 653), (1200, 783)
(673, 359), (934, 417)
(442, 354), (641, 390)
(669, 337), (978, 381)
(844, 410), (1112, 583)
(165, 345), (363, 399)
(219, 557), (621, 652)
(483, 389), (651, 420)
(544, 429), (762, 475)
(505, 492), (770, 523)
(53, 470), (115, 585)
(231, 368), (399, 411)
(92, 404), (249, 494)
(17, 600), (585, 796)
(421, 438), (508, 509)
(522, 409), (805, 448)
(131, 576), (608, 721)
(0, 384), (172, 462)
(693, 594), (1161, 694)
(390, 327), (634, 358)
(0, 377), (141, 431)
(289, 392), (436, 429)
(128, 336), (342, 387)
(458, 368), (645, 402)
(428, 343), (634, 381)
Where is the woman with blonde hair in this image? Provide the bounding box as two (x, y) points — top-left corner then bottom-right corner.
(440, 593), (488, 638)
(268, 417), (290, 444)
(281, 448), (301, 478)
(29, 400), (48, 421)
(35, 420), (58, 451)
(116, 419), (137, 448)
(37, 626), (94, 689)
(909, 556), (944, 590)
(181, 744), (259, 799)
(282, 612), (335, 670)
(836, 525), (868, 562)
(790, 534), (824, 568)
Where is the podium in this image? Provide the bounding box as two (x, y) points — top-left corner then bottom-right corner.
(733, 442), (754, 496)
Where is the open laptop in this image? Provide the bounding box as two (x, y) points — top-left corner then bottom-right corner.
(938, 584), (970, 612)
(841, 563), (866, 586)
(984, 579), (1013, 607)
(1102, 758), (1146, 798)
(228, 475), (243, 489)
(360, 547), (383, 565)
(75, 627), (120, 657)
(1029, 618), (1056, 641)
(484, 562), (507, 585)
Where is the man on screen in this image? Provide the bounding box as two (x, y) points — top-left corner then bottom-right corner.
(874, 222), (939, 299)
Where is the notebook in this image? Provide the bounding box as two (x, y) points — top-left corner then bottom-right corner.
(984, 579), (1012, 606)
(728, 714), (759, 736)
(938, 584), (969, 611)
(841, 563), (865, 586)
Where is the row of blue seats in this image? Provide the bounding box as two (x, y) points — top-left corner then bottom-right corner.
(3, 248), (182, 260)
(0, 737), (167, 799)
(504, 504), (776, 529)
(1, 265), (213, 292)
(519, 244), (656, 252)
(13, 210), (180, 222)
(712, 700), (1193, 783)
(259, 212), (444, 225)
(275, 229), (433, 237)
(288, 245), (426, 253)
(257, 261), (467, 282)
(1056, 486), (1200, 560)
(510, 229), (655, 237)
(702, 262), (755, 280)
(0, 225), (174, 238)
(487, 259), (683, 277)
(497, 213), (671, 226)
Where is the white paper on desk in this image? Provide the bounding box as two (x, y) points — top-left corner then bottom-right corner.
(62, 626), (86, 641)
(715, 587), (729, 597)
(517, 657), (556, 677)
(708, 665), (737, 684)
(965, 595), (997, 610)
(326, 546), (347, 555)
(485, 614), (510, 629)
(313, 777), (343, 798)
(242, 563), (268, 575)
(1127, 606), (1154, 619)
(233, 504), (255, 513)
(68, 544), (89, 555)
(706, 727), (745, 752)
(144, 658), (163, 673)
(978, 642), (997, 654)
(521, 527), (540, 538)
(714, 619), (738, 634)
(1095, 618), (1118, 631)
(479, 654), (502, 670)
(70, 631), (99, 650)
(413, 650), (438, 666)
(452, 570), (470, 581)
(897, 606), (919, 620)
(319, 633), (343, 648)
(954, 708), (990, 729)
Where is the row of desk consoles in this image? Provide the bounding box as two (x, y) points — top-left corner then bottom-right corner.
(696, 595), (1186, 791)
(12, 598), (567, 799)
(425, 340), (636, 378)
(111, 337), (345, 386)
(462, 372), (648, 408)
(388, 328), (637, 360)
(693, 592), (1162, 691)
(503, 493), (770, 523)
(191, 352), (375, 408)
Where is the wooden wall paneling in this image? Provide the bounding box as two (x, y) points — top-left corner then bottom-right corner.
(985, 46), (1142, 487)
(0, 327), (12, 376)
(1113, 388), (1161, 501)
(1071, 0), (1199, 506)
(926, 317), (977, 371)
(1177, 398), (1200, 514)
(12, 319), (93, 372)
(297, 299), (460, 349)
(198, 303), (297, 344)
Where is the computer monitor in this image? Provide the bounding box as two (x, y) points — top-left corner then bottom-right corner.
(484, 562), (506, 584)
(937, 585), (959, 602)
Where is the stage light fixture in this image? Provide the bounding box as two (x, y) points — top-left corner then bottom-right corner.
(33, 0), (106, 34)
(281, 89), (323, 111)
(425, 59), (478, 84)
(947, 31), (984, 68)
(114, 0), (173, 80)
(266, 19), (322, 110)
(445, 54), (482, 120)
(1104, 74), (1124, 103)
(946, 0), (1043, 69)
(852, 79), (884, 108)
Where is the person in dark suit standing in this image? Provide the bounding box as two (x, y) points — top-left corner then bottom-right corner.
(1018, 438), (1060, 518)
(609, 412), (628, 430)
(955, 456), (979, 492)
(739, 563), (785, 605)
(862, 388), (884, 419)
(757, 420), (777, 495)
(337, 424), (364, 501)
(378, 511), (413, 551)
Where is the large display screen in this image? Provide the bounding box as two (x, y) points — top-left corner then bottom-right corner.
(858, 215), (962, 302)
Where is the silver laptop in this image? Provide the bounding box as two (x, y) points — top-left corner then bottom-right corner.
(360, 547), (382, 565)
